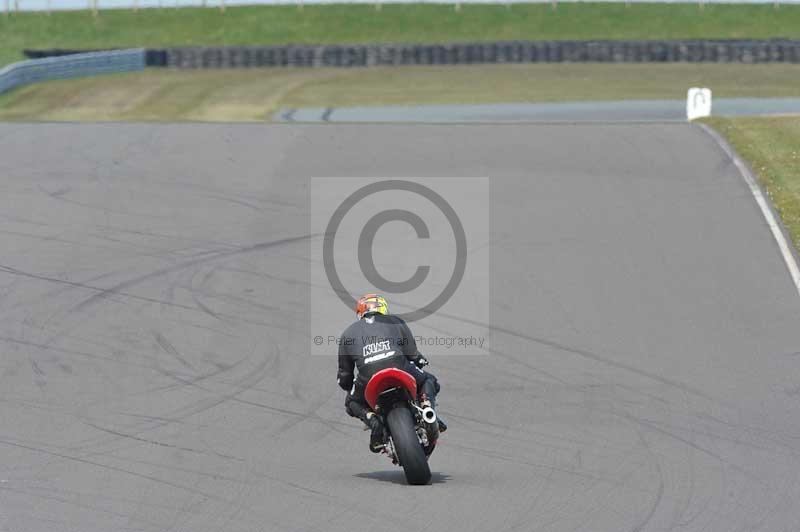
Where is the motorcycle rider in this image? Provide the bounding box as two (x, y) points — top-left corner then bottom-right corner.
(337, 293), (446, 452)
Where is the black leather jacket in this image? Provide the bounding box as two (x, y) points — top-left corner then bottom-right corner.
(337, 313), (424, 391)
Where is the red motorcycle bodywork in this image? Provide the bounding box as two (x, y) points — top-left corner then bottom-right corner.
(364, 368), (418, 410)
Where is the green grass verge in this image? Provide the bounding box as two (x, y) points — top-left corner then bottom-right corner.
(1, 63), (799, 122)
(282, 63), (800, 108)
(1, 3), (799, 67)
(707, 116), (800, 252)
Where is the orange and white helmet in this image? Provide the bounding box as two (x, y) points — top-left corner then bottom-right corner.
(355, 294), (388, 319)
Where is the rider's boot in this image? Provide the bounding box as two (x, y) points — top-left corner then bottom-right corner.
(365, 412), (385, 453)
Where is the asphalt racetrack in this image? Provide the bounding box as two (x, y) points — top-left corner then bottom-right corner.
(1, 122), (800, 532)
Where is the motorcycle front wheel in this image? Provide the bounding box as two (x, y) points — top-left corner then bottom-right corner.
(386, 406), (431, 485)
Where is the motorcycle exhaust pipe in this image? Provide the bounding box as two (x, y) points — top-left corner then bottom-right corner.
(421, 406), (437, 425)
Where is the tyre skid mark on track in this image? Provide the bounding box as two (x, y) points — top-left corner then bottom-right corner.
(68, 233), (315, 314)
(66, 347), (270, 454)
(436, 361), (541, 389)
(240, 265), (718, 409)
(187, 264), (224, 322)
(268, 391), (346, 438)
(86, 230), (192, 258)
(740, 472), (795, 532)
(3, 482), (212, 523)
(0, 335), (158, 371)
(217, 265), (309, 287)
(460, 316), (718, 405)
(37, 183), (176, 221)
(437, 412), (619, 459)
(628, 423), (666, 532)
(2, 441), (336, 527)
(131, 351), (250, 397)
(152, 330), (197, 372)
(7, 326), (249, 413)
(192, 291), (224, 321)
(81, 420), (242, 461)
(603, 367), (800, 454)
(233, 391), (353, 436)
(617, 413), (772, 490)
(697, 401), (800, 445)
(519, 436), (661, 532)
(445, 440), (619, 485)
(526, 473), (607, 532)
(0, 485), (171, 530)
(671, 444), (701, 530)
(26, 234), (316, 371)
(0, 266), (126, 315)
(630, 414), (800, 459)
(502, 459), (560, 532)
(46, 312), (261, 453)
(133, 360), (272, 404)
(0, 437), (236, 505)
(148, 176), (305, 211)
(0, 227), (153, 257)
(72, 332), (347, 455)
(536, 432), (664, 530)
(188, 264), (285, 323)
(15, 434), (246, 485)
(568, 380), (800, 458)
(0, 235), (316, 423)
(5, 426), (339, 509)
(0, 263), (207, 314)
(201, 193), (269, 214)
(166, 317), (240, 340)
(194, 288), (285, 317)
(410, 312), (571, 387)
(214, 463), (258, 532)
(94, 224), (244, 251)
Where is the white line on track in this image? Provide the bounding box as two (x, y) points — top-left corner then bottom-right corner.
(699, 122), (800, 297)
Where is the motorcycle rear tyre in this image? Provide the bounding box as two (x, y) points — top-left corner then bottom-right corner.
(387, 406), (431, 485)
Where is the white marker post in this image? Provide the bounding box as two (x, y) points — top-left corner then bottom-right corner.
(687, 87), (712, 121)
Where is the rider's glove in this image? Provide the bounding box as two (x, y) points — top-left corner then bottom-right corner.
(412, 354), (429, 368)
(337, 370), (354, 391)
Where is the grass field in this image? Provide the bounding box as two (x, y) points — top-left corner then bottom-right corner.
(707, 117), (800, 252)
(1, 4), (799, 67)
(0, 63), (799, 122)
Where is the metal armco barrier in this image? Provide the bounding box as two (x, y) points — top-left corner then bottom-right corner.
(1, 49), (145, 95)
(150, 40), (800, 67)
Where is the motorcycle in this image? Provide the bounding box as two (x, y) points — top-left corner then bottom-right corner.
(364, 367), (440, 485)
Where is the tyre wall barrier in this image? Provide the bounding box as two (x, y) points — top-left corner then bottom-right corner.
(149, 40), (800, 67)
